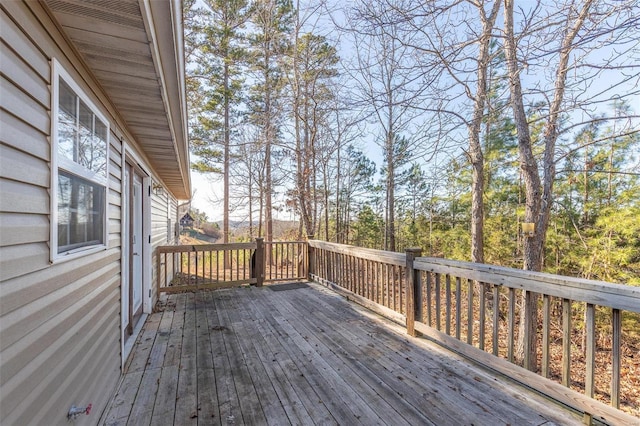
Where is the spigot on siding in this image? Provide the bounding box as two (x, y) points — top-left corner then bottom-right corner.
(67, 403), (91, 420)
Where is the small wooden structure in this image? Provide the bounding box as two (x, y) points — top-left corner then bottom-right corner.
(179, 213), (195, 228)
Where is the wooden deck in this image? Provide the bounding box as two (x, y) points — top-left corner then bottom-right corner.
(102, 282), (582, 426)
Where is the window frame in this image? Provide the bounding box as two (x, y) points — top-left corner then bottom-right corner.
(50, 59), (109, 262)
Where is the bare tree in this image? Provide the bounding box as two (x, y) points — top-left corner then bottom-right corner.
(502, 0), (640, 369)
(359, 1), (502, 261)
(287, 19), (339, 238)
(344, 1), (427, 252)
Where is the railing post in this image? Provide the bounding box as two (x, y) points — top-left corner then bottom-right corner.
(156, 247), (161, 296)
(255, 237), (264, 287)
(306, 236), (314, 280)
(405, 248), (422, 337)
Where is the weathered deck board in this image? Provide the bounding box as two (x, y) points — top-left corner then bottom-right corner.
(103, 282), (583, 426)
(226, 293), (314, 425)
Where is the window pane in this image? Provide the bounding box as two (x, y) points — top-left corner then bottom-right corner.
(57, 171), (105, 253)
(57, 79), (107, 177)
(92, 120), (108, 178)
(58, 81), (77, 162)
(77, 99), (92, 168)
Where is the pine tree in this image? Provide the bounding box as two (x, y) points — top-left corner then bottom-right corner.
(185, 0), (249, 250)
(247, 0), (294, 243)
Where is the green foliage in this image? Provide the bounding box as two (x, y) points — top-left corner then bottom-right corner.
(352, 205), (384, 249)
(385, 101), (639, 288)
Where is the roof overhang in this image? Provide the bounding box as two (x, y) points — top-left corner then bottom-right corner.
(44, 0), (191, 200)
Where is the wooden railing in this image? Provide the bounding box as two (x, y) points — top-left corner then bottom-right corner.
(308, 240), (407, 324)
(264, 241), (308, 282)
(157, 241), (258, 293)
(308, 240), (640, 424)
(156, 238), (308, 294)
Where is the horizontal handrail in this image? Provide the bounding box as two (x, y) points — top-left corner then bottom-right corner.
(157, 242), (256, 253)
(309, 240), (405, 266)
(414, 256), (640, 313)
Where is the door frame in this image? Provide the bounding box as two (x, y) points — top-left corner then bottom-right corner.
(120, 144), (152, 367)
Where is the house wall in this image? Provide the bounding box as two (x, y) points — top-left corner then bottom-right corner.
(0, 2), (180, 424)
(151, 187), (179, 303)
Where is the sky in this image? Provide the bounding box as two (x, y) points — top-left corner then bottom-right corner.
(187, 0), (640, 224)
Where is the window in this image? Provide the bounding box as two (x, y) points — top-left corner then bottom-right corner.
(52, 60), (109, 259)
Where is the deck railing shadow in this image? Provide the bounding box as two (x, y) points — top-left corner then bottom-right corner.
(307, 240), (640, 425)
(155, 238), (639, 424)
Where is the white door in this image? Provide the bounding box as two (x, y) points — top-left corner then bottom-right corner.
(122, 167), (130, 333)
(123, 161), (145, 339)
(132, 173), (143, 317)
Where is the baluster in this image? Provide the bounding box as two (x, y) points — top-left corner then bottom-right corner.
(507, 288), (515, 363)
(435, 273), (441, 331)
(455, 277), (462, 340)
(492, 284), (499, 356)
(542, 294), (551, 378)
(445, 275), (452, 335)
(562, 298), (571, 387)
(467, 278), (474, 345)
(479, 282), (486, 351)
(612, 308), (621, 408)
(426, 272), (432, 327)
(585, 303), (595, 399)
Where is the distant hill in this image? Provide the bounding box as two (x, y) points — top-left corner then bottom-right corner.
(180, 228), (218, 243)
(219, 219), (301, 241)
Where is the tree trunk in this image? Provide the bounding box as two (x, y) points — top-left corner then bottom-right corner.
(503, 0), (542, 370)
(386, 129), (395, 252)
(223, 53), (231, 267)
(264, 44), (273, 259)
(504, 0), (593, 370)
(583, 147), (589, 224)
(469, 0), (500, 265)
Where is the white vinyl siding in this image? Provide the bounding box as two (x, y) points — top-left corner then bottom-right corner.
(0, 1), (185, 425)
(1, 3), (121, 425)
